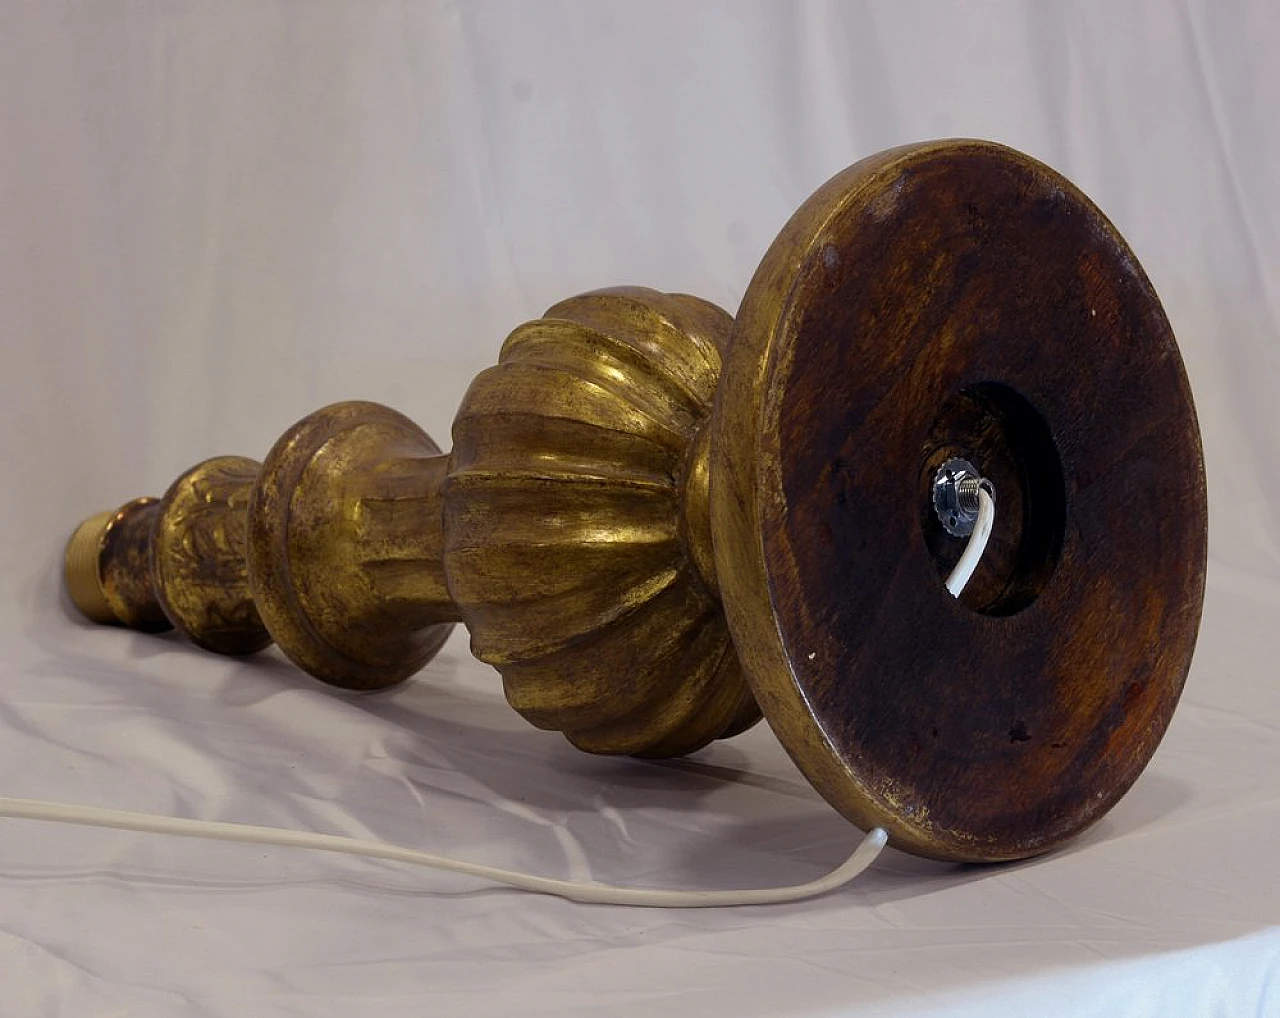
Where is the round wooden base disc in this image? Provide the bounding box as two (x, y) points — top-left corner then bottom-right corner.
(712, 140), (1207, 861)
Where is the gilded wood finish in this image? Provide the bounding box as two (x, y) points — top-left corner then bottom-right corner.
(62, 141), (1207, 861)
(66, 287), (759, 757)
(446, 288), (758, 757)
(153, 456), (270, 655)
(244, 400), (459, 690)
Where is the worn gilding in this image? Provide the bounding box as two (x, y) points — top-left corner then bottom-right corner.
(61, 140), (1207, 861)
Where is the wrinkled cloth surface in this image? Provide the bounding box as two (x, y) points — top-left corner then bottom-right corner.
(1, 2), (1277, 1015)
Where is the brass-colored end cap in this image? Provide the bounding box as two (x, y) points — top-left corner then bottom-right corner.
(64, 510), (120, 624)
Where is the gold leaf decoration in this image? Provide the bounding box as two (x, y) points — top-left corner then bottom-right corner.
(444, 288), (760, 757)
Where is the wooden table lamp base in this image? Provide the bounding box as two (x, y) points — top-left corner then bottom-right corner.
(63, 140), (1207, 863)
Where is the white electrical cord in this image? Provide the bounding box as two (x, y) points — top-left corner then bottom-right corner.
(0, 485), (995, 908)
(945, 486), (995, 597)
(0, 796), (887, 907)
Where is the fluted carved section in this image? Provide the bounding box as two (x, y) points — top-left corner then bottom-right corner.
(444, 287), (760, 757)
(62, 293), (762, 754)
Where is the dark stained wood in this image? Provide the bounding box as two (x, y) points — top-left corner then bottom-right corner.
(713, 140), (1208, 861)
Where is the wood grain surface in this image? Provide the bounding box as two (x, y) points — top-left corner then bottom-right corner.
(713, 140), (1208, 861)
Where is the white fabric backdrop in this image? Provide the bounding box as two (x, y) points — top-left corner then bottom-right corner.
(1, 2), (1277, 1015)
